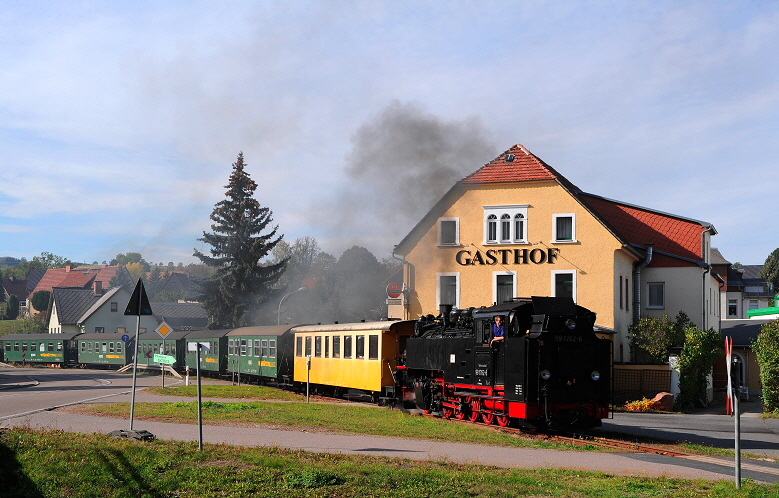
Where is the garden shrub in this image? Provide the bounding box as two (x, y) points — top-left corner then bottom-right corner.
(753, 319), (779, 412)
(674, 325), (721, 412)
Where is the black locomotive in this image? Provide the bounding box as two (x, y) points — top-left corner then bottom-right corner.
(396, 296), (611, 430)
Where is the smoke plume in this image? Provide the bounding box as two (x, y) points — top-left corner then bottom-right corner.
(317, 101), (497, 255)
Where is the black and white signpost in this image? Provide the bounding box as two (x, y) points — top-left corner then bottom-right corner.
(109, 279), (155, 441)
(188, 340), (210, 451)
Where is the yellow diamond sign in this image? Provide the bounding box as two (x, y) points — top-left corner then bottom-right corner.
(155, 321), (173, 339)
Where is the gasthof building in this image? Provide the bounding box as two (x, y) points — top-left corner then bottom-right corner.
(390, 144), (721, 363)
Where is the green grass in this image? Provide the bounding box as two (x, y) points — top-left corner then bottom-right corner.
(1, 427), (774, 497)
(144, 384), (304, 401)
(80, 400), (582, 450)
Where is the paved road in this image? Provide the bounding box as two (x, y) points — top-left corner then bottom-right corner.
(2, 365), (779, 483)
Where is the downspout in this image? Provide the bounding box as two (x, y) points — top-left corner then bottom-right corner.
(632, 245), (653, 325)
(702, 265), (710, 331)
(392, 248), (411, 320)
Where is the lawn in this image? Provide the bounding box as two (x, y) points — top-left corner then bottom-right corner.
(1, 428), (772, 497)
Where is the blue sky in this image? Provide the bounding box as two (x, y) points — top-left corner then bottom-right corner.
(1, 1), (777, 266)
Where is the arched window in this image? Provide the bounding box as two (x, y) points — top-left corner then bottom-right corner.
(487, 214), (497, 242)
(500, 214), (511, 242)
(514, 213), (525, 242)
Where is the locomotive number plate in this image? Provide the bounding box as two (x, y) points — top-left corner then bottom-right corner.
(554, 335), (583, 343)
(514, 384), (523, 395)
(475, 368), (488, 376)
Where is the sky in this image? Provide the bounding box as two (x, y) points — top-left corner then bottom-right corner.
(1, 1), (778, 267)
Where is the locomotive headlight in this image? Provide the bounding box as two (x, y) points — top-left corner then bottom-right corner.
(591, 370), (601, 381)
(540, 369), (551, 381)
(565, 319), (577, 330)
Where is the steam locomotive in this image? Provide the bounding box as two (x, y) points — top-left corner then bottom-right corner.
(396, 296), (611, 430)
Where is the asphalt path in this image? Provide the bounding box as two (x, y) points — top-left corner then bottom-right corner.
(2, 365), (779, 483)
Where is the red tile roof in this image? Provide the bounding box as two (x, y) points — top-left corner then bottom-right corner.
(578, 194), (708, 262)
(462, 144), (577, 188)
(30, 265), (122, 296)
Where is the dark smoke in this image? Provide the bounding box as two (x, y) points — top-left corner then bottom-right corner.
(318, 101), (497, 254)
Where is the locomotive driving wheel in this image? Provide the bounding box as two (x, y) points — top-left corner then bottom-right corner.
(496, 414), (510, 427)
(468, 400), (481, 422)
(481, 412), (494, 425)
(442, 406), (454, 419)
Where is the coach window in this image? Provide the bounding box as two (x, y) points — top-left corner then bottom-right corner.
(256, 340), (263, 357)
(295, 336), (303, 357)
(369, 335), (379, 360)
(333, 336), (341, 358)
(344, 336), (352, 358)
(47, 342), (53, 352)
(315, 336), (322, 357)
(438, 218), (459, 246)
(87, 342), (92, 353)
(356, 335), (365, 359)
(117, 342), (122, 354)
(552, 271), (576, 301)
(14, 342), (19, 352)
(58, 342), (63, 351)
(81, 342), (86, 352)
(102, 342), (107, 353)
(269, 339), (276, 358)
(437, 272), (459, 309)
(305, 336), (312, 357)
(39, 342), (44, 352)
(109, 342), (115, 353)
(647, 282), (665, 309)
(553, 214), (576, 243)
(261, 340), (268, 357)
(247, 339), (253, 356)
(228, 339), (234, 355)
(240, 339), (247, 355)
(324, 336), (329, 358)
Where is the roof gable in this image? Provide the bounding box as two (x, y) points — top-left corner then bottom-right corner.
(51, 287), (104, 325)
(462, 144), (578, 189)
(31, 265), (124, 296)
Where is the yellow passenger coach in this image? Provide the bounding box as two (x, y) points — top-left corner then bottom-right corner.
(292, 320), (415, 401)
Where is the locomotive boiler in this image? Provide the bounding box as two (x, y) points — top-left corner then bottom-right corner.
(397, 296), (611, 430)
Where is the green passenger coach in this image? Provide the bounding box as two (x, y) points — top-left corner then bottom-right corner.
(76, 332), (132, 368)
(2, 333), (79, 367)
(226, 325), (296, 385)
(184, 329), (231, 374)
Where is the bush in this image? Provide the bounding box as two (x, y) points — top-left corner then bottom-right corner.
(628, 312), (688, 364)
(674, 325), (721, 412)
(284, 470), (342, 489)
(753, 319), (779, 412)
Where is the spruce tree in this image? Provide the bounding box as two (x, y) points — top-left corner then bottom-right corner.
(194, 152), (287, 328)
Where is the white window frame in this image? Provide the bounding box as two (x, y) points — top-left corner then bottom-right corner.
(552, 213), (576, 243)
(493, 271), (517, 305)
(436, 272), (460, 308)
(437, 217), (460, 246)
(551, 270), (577, 302)
(483, 205), (529, 244)
(647, 282), (665, 309)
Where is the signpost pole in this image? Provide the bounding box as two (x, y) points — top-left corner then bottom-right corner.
(129, 314), (140, 430)
(197, 343), (203, 451)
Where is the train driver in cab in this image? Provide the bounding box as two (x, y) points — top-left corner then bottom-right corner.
(490, 315), (505, 346)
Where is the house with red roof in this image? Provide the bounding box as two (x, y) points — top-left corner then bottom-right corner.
(28, 265), (130, 315)
(392, 144), (721, 363)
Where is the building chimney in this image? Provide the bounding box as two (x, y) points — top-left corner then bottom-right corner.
(93, 280), (103, 295)
(65, 266), (71, 272)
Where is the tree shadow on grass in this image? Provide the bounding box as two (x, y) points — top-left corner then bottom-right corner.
(0, 429), (44, 498)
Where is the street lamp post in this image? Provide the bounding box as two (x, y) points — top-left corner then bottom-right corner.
(278, 287), (306, 325)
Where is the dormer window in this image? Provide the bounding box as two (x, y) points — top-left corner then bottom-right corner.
(484, 205), (528, 244)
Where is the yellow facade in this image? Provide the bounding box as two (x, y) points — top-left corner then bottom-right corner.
(399, 180), (637, 356)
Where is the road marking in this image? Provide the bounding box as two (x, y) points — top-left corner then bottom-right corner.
(679, 454), (779, 477)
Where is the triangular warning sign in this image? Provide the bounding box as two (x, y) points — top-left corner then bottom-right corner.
(124, 279), (153, 316)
